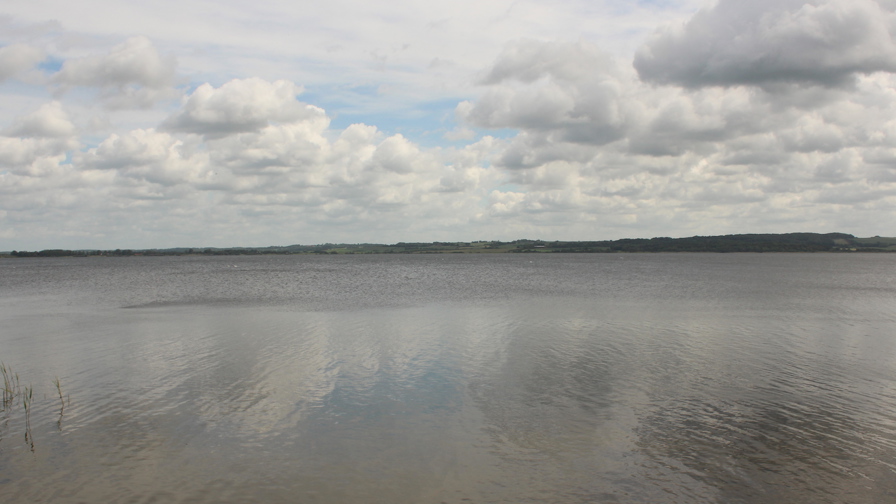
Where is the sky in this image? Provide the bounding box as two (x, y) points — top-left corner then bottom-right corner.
(2, 0), (896, 249)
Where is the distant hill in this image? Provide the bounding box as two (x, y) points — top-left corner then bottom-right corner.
(531, 233), (896, 253)
(4, 233), (896, 257)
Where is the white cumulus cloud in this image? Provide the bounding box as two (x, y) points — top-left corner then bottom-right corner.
(53, 36), (178, 108)
(457, 33), (896, 237)
(460, 40), (630, 146)
(634, 0), (896, 89)
(162, 78), (324, 138)
(5, 101), (76, 138)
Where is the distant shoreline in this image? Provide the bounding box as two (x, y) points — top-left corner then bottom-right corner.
(4, 233), (896, 257)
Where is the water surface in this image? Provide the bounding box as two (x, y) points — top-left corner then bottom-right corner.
(1, 253), (895, 503)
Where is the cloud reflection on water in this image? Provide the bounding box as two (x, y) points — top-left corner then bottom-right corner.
(1, 254), (895, 503)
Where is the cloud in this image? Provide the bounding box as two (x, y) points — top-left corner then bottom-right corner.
(5, 101), (76, 138)
(0, 43), (44, 82)
(62, 78), (497, 238)
(162, 78), (325, 138)
(443, 127), (476, 141)
(76, 129), (216, 190)
(0, 103), (78, 177)
(370, 134), (429, 174)
(0, 136), (74, 177)
(4, 3), (896, 248)
(459, 40), (630, 146)
(634, 0), (896, 89)
(626, 86), (778, 157)
(453, 35), (896, 237)
(53, 36), (178, 108)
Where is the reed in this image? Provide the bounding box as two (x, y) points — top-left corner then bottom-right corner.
(1, 362), (22, 409)
(22, 383), (33, 449)
(53, 376), (66, 414)
(0, 363), (67, 449)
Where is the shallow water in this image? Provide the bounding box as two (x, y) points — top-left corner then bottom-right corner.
(1, 253), (895, 503)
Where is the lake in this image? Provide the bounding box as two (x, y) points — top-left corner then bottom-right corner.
(1, 253), (895, 503)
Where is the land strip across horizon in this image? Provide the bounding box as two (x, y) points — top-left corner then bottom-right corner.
(3, 233), (896, 256)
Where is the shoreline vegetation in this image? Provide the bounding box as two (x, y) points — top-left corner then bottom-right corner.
(1, 362), (68, 451)
(3, 233), (896, 257)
